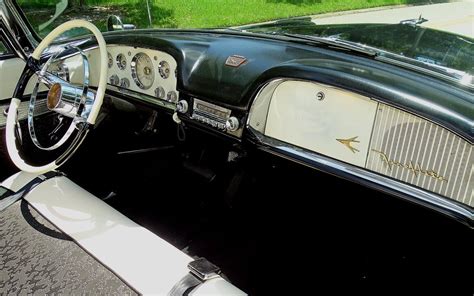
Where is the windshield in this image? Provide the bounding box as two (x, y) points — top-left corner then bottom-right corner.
(16, 0), (474, 84)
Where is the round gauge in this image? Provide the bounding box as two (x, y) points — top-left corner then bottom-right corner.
(166, 91), (178, 103)
(120, 78), (130, 88)
(131, 53), (155, 90)
(154, 86), (165, 99)
(158, 61), (171, 79)
(107, 52), (113, 68)
(116, 53), (127, 70)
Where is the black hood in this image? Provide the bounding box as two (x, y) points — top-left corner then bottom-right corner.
(240, 17), (474, 76)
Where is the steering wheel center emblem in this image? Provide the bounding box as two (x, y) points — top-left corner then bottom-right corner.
(47, 83), (62, 110)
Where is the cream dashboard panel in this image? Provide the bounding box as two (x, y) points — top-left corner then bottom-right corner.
(264, 80), (378, 167)
(85, 45), (179, 107)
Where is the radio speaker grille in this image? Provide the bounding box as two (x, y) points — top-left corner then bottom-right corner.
(367, 104), (473, 207)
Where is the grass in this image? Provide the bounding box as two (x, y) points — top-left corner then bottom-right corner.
(19, 0), (437, 35)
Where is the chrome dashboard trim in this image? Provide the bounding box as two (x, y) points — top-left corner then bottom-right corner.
(248, 127), (473, 227)
(107, 84), (177, 110)
(1, 99), (49, 127)
(246, 78), (284, 134)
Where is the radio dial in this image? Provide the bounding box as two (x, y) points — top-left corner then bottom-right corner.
(225, 116), (240, 132)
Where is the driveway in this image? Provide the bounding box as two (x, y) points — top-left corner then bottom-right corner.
(311, 1), (474, 37)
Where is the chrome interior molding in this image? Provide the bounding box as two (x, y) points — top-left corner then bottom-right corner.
(107, 84), (177, 110)
(1, 99), (48, 127)
(4, 0), (37, 54)
(246, 78), (284, 134)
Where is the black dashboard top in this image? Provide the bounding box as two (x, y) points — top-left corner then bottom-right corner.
(77, 30), (472, 141)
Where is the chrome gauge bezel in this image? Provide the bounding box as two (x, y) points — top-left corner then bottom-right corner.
(107, 52), (113, 68)
(120, 77), (130, 88)
(131, 53), (155, 90)
(158, 60), (171, 79)
(166, 90), (178, 103)
(155, 86), (165, 99)
(116, 53), (127, 70)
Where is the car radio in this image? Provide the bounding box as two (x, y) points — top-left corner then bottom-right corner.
(177, 98), (241, 135)
(192, 98), (231, 131)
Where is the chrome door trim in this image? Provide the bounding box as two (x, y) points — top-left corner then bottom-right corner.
(4, 0), (38, 52)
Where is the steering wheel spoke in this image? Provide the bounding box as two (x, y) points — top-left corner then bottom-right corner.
(37, 70), (69, 89)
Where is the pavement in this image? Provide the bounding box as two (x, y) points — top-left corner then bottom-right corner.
(311, 1), (474, 37)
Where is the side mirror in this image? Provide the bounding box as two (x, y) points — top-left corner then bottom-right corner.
(107, 15), (136, 31)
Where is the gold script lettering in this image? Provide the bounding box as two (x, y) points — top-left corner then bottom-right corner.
(371, 149), (448, 182)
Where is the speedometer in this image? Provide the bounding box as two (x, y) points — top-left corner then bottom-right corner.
(131, 53), (155, 89)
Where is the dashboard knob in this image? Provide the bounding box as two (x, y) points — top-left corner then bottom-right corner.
(120, 78), (130, 88)
(177, 100), (188, 113)
(225, 116), (240, 132)
(109, 74), (119, 86)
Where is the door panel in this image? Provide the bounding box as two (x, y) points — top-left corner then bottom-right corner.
(0, 39), (23, 178)
(0, 57), (26, 100)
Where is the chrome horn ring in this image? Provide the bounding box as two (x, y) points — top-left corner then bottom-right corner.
(27, 46), (93, 151)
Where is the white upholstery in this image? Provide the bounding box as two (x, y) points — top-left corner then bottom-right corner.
(1, 172), (245, 295)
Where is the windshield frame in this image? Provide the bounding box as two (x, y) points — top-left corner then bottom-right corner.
(7, 0), (41, 44)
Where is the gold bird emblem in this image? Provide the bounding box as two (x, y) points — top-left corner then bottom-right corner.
(336, 136), (360, 153)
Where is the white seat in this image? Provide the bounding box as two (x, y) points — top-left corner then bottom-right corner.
(1, 172), (245, 295)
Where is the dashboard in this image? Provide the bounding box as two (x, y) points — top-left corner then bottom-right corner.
(105, 46), (179, 110)
(53, 31), (472, 225)
(82, 45), (245, 137)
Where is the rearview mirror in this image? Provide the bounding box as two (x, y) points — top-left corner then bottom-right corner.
(107, 15), (136, 31)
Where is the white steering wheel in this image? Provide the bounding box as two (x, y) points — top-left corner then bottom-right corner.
(5, 20), (108, 174)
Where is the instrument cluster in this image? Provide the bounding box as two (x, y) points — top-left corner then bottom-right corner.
(106, 46), (179, 108)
